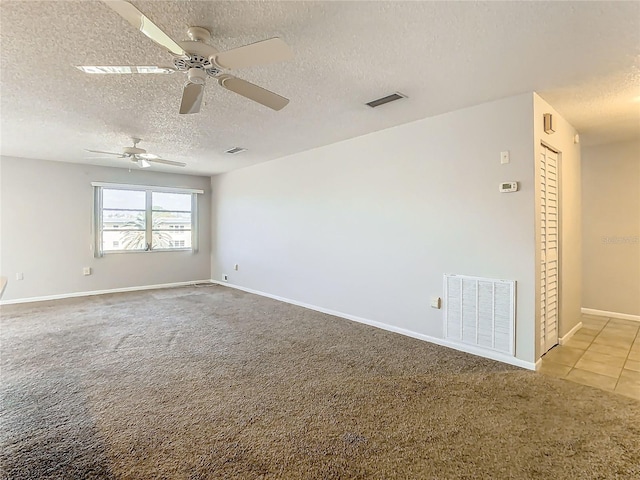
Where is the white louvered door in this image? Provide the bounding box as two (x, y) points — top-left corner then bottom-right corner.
(540, 146), (559, 354)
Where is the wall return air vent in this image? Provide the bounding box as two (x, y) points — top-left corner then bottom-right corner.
(366, 92), (407, 108)
(443, 274), (516, 356)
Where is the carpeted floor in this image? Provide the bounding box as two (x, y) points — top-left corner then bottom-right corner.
(1, 285), (639, 479)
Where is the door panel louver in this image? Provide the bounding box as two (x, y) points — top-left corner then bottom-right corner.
(444, 274), (515, 355)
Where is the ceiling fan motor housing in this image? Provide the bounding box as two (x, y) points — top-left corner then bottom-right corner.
(123, 146), (146, 155)
(174, 37), (222, 77)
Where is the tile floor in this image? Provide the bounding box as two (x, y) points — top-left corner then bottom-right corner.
(539, 314), (640, 400)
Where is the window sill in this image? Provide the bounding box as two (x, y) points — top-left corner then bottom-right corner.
(100, 248), (194, 255)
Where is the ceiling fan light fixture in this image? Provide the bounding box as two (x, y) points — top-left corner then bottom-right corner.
(366, 92), (407, 108)
(187, 68), (207, 85)
(225, 147), (247, 155)
(137, 158), (151, 168)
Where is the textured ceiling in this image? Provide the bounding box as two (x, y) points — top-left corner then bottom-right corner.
(1, 1), (639, 175)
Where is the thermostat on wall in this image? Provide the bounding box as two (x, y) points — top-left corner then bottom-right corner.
(499, 181), (518, 193)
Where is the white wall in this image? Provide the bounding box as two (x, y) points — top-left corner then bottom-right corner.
(581, 140), (640, 316)
(0, 156), (211, 302)
(533, 94), (582, 355)
(212, 93), (538, 364)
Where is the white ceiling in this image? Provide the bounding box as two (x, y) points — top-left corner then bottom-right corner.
(1, 1), (639, 176)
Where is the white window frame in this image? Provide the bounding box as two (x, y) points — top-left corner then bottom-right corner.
(92, 182), (203, 257)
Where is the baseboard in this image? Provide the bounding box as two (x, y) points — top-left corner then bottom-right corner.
(0, 280), (214, 305)
(581, 308), (640, 323)
(535, 358), (542, 371)
(559, 321), (583, 345)
(211, 280), (537, 371)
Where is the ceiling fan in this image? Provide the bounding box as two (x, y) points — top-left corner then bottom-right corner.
(76, 0), (293, 114)
(85, 138), (186, 169)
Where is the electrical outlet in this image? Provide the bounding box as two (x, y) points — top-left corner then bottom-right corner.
(16, 272), (24, 281)
(430, 297), (441, 309)
(223, 274), (228, 281)
(83, 267), (92, 276)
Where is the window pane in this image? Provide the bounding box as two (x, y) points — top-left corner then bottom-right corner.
(152, 231), (192, 249)
(96, 187), (197, 255)
(103, 210), (145, 230)
(103, 189), (145, 210)
(102, 230), (147, 251)
(151, 211), (191, 230)
(152, 192), (191, 211)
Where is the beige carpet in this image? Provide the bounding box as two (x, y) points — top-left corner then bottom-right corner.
(1, 285), (639, 479)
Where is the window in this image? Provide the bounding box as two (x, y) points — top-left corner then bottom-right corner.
(92, 183), (203, 256)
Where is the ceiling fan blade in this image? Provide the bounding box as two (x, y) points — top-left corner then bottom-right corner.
(103, 1), (186, 57)
(137, 153), (159, 159)
(148, 158), (187, 167)
(213, 38), (293, 70)
(217, 74), (289, 111)
(76, 65), (176, 74)
(85, 149), (126, 157)
(180, 82), (204, 114)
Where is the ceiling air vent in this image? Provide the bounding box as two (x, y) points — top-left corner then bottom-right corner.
(366, 92), (407, 108)
(225, 147), (246, 154)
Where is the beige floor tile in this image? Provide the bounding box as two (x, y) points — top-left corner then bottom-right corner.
(598, 328), (636, 338)
(574, 358), (622, 378)
(578, 327), (603, 337)
(619, 368), (640, 386)
(624, 359), (640, 373)
(627, 349), (640, 361)
(572, 332), (597, 343)
(579, 350), (626, 368)
(563, 338), (592, 350)
(586, 342), (630, 359)
(616, 371), (640, 400)
(593, 335), (634, 349)
(608, 319), (640, 328)
(576, 322), (605, 333)
(581, 325), (607, 334)
(602, 322), (638, 331)
(582, 322), (606, 332)
(615, 382), (640, 401)
(542, 346), (584, 367)
(539, 361), (572, 378)
(601, 326), (639, 338)
(566, 368), (617, 391)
